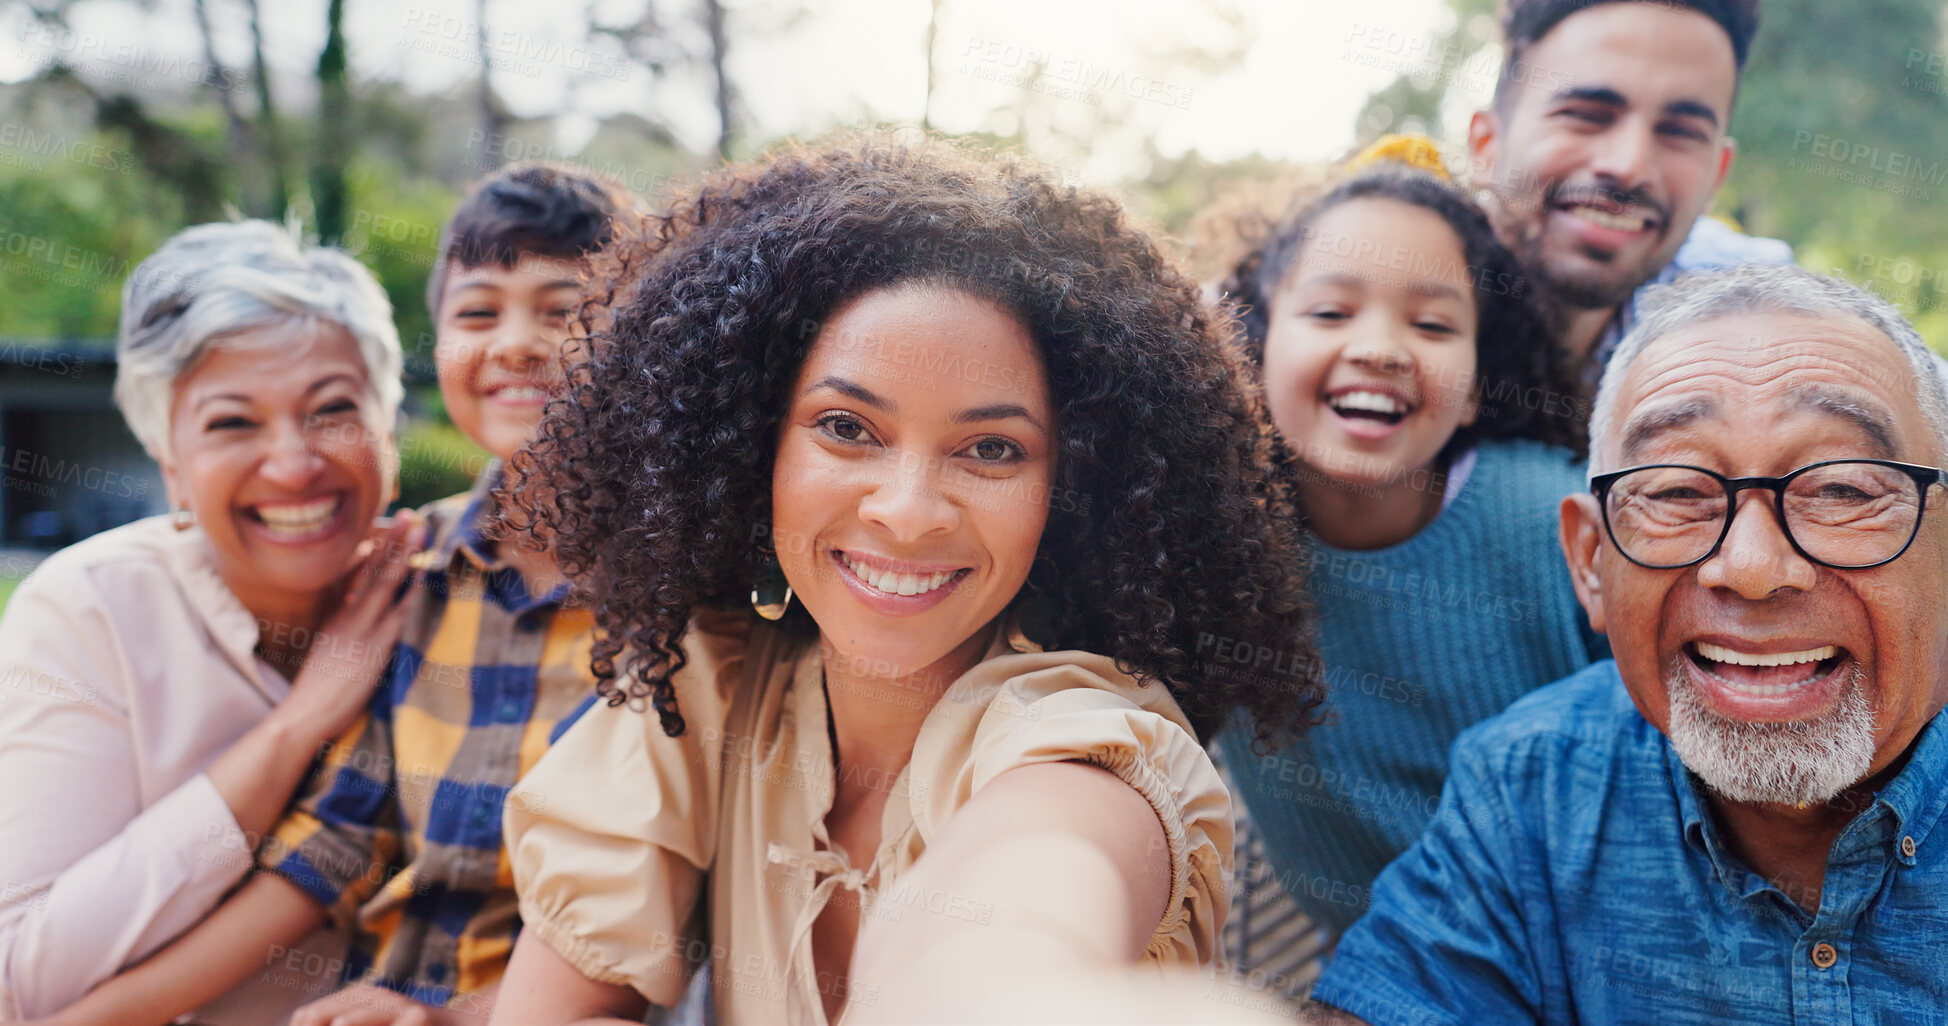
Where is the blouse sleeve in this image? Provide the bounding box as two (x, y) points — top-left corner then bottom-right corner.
(0, 560), (254, 1021)
(503, 609), (750, 1006)
(923, 655), (1233, 966)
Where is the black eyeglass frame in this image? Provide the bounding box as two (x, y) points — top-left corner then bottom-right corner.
(1589, 459), (1948, 571)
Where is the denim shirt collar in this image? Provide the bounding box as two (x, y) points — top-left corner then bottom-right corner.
(1865, 711), (1948, 864)
(1669, 708), (1948, 897)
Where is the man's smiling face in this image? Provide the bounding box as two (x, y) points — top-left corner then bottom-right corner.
(1469, 2), (1739, 312)
(1563, 310), (1948, 806)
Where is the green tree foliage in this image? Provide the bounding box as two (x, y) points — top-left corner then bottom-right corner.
(1718, 0), (1948, 342)
(395, 416), (490, 511)
(0, 111), (185, 340)
(312, 0), (352, 243)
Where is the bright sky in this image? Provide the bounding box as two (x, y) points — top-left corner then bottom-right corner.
(1, 0), (1493, 183)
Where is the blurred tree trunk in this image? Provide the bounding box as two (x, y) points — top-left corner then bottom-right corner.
(246, 0), (292, 216)
(313, 0), (350, 242)
(192, 0), (260, 212)
(476, 0), (503, 170)
(702, 0), (733, 157)
(923, 0), (942, 131)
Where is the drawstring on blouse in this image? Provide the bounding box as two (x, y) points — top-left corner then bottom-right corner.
(771, 840), (877, 1024)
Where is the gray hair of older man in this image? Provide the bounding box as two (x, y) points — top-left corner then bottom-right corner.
(113, 220), (405, 463)
(1590, 264), (1948, 473)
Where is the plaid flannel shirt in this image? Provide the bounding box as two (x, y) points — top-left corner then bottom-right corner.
(258, 465), (598, 1006)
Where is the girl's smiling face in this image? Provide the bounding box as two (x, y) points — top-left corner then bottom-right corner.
(1262, 197), (1480, 492)
(770, 283), (1055, 685)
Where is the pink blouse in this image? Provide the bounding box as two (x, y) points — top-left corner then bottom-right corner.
(0, 515), (345, 1023)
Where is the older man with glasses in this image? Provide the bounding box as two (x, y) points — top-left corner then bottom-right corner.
(1305, 264), (1948, 1025)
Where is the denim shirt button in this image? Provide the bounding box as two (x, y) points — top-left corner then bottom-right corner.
(1811, 942), (1839, 969)
(1902, 835), (1918, 859)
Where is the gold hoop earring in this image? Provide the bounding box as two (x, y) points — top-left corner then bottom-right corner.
(751, 555), (793, 621)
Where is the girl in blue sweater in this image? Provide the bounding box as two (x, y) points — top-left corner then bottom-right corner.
(1215, 161), (1609, 987)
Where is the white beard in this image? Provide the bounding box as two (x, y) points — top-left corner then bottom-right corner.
(1664, 657), (1878, 807)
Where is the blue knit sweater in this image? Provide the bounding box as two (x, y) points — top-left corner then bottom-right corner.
(1219, 438), (1609, 939)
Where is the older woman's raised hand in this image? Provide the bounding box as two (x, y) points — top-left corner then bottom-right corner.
(200, 510), (427, 847)
(272, 509), (427, 743)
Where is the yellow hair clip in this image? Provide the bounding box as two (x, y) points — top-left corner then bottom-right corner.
(1343, 134), (1451, 181)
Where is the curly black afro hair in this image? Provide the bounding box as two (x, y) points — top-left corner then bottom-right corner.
(510, 132), (1324, 747)
(1219, 166), (1588, 460)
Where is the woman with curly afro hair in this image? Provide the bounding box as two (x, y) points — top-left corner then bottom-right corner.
(491, 132), (1323, 1024)
(1211, 157), (1612, 972)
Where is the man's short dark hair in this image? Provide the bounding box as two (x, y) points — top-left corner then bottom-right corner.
(426, 161), (639, 317)
(1495, 0), (1760, 108)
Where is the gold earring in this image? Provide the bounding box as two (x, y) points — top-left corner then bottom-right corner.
(171, 505), (195, 531)
(751, 555), (793, 621)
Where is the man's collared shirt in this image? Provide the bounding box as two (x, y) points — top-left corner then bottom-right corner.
(1313, 660), (1948, 1026)
(259, 466), (597, 1007)
(1586, 217), (1794, 380)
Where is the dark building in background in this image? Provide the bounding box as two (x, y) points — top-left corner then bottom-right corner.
(0, 338), (163, 547)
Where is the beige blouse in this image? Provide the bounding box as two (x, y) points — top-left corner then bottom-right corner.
(506, 613), (1231, 1025)
(0, 516), (345, 1024)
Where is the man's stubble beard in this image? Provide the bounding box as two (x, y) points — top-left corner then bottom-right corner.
(1487, 181), (1666, 313)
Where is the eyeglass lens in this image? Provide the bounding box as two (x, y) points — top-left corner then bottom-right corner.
(1604, 463), (1924, 568)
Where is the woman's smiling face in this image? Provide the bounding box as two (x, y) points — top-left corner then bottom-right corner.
(771, 283), (1055, 683)
(163, 323), (395, 613)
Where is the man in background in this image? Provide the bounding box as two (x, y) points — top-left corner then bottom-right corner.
(1466, 0), (1792, 381)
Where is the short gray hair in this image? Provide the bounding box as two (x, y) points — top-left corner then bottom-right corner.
(115, 220), (405, 462)
(1590, 264), (1948, 472)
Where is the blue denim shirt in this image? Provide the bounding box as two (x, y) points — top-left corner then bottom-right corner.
(1313, 661), (1948, 1025)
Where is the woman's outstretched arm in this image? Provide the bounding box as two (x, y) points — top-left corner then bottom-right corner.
(846, 760), (1173, 1021)
(490, 934), (648, 1026)
(851, 760), (1329, 1024)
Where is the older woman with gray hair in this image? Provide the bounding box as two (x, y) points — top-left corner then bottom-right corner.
(0, 221), (419, 1024)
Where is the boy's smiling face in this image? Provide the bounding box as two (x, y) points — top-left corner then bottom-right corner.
(434, 255), (584, 461)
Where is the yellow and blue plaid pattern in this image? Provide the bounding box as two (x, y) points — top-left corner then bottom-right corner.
(259, 465), (597, 1006)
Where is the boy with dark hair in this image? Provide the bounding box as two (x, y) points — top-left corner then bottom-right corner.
(46, 162), (638, 1025)
(425, 162), (634, 319)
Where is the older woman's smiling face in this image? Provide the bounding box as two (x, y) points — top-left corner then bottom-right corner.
(163, 323), (396, 616)
(771, 283), (1054, 685)
(1564, 310), (1948, 801)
